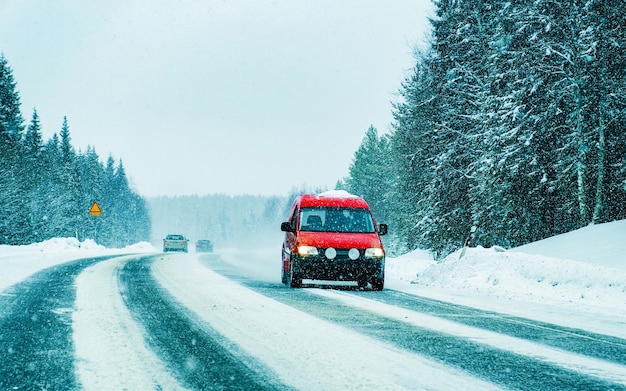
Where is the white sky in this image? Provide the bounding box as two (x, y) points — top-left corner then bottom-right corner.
(0, 0), (435, 197)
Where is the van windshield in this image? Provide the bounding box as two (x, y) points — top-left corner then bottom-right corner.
(298, 207), (375, 233)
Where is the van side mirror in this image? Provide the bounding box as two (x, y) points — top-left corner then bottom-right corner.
(378, 223), (388, 236)
(281, 222), (295, 233)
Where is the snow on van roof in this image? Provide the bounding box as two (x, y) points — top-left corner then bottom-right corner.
(299, 191), (368, 208)
(317, 190), (359, 198)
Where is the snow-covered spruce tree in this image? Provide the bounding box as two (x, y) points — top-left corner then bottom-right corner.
(23, 109), (45, 184)
(0, 168), (25, 244)
(23, 109), (49, 243)
(56, 117), (84, 238)
(466, 0), (626, 244)
(0, 54), (29, 244)
(390, 56), (439, 254)
(38, 133), (63, 238)
(97, 155), (118, 246)
(445, 1), (528, 248)
(76, 146), (105, 241)
(467, 0), (582, 247)
(581, 0), (626, 224)
(109, 161), (137, 246)
(97, 157), (150, 247)
(514, 0), (626, 230)
(344, 126), (394, 224)
(0, 54), (24, 160)
(523, 0), (608, 232)
(343, 125), (398, 252)
(115, 189), (150, 247)
(417, 0), (507, 257)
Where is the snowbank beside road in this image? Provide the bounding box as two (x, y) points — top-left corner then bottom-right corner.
(389, 246), (626, 312)
(0, 238), (156, 293)
(386, 219), (626, 338)
(512, 219), (626, 270)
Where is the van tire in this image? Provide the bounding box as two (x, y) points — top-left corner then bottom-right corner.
(281, 256), (287, 284)
(289, 272), (302, 288)
(288, 258), (302, 288)
(370, 277), (384, 291)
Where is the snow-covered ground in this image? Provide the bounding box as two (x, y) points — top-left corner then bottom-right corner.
(1, 220), (625, 388)
(385, 219), (626, 338)
(0, 238), (153, 293)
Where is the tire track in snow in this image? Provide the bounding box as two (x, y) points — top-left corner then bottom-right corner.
(353, 289), (626, 365)
(73, 255), (187, 390)
(310, 288), (626, 388)
(199, 253), (626, 390)
(119, 255), (291, 391)
(0, 256), (107, 390)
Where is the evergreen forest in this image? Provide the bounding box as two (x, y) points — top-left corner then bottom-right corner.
(342, 0), (626, 258)
(0, 54), (150, 247)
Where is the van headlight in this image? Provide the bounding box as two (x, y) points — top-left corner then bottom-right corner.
(365, 248), (384, 258)
(298, 246), (319, 256)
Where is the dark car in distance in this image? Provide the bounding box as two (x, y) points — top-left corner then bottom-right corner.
(196, 239), (213, 252)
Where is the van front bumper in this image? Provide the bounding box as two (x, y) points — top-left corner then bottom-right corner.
(292, 254), (385, 283)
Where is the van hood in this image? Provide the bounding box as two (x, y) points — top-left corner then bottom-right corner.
(296, 231), (383, 249)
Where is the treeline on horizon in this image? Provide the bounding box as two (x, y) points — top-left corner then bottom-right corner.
(340, 0), (626, 258)
(0, 54), (150, 247)
(148, 194), (292, 248)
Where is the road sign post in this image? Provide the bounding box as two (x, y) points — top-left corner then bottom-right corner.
(89, 201), (102, 217)
(89, 201), (102, 243)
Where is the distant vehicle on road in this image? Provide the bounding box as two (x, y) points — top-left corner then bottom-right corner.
(196, 239), (213, 252)
(163, 234), (188, 252)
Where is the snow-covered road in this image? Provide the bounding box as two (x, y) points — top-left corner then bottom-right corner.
(73, 255), (185, 390)
(2, 247), (626, 390)
(152, 253), (500, 390)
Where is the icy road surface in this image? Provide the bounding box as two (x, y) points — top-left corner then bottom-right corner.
(1, 251), (625, 390)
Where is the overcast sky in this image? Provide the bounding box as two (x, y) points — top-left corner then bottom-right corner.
(1, 0), (434, 197)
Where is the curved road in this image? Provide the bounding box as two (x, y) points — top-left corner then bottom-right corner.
(0, 252), (625, 390)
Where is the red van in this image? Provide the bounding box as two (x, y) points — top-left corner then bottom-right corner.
(280, 191), (388, 290)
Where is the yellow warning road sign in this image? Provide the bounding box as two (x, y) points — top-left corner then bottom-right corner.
(89, 201), (102, 217)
